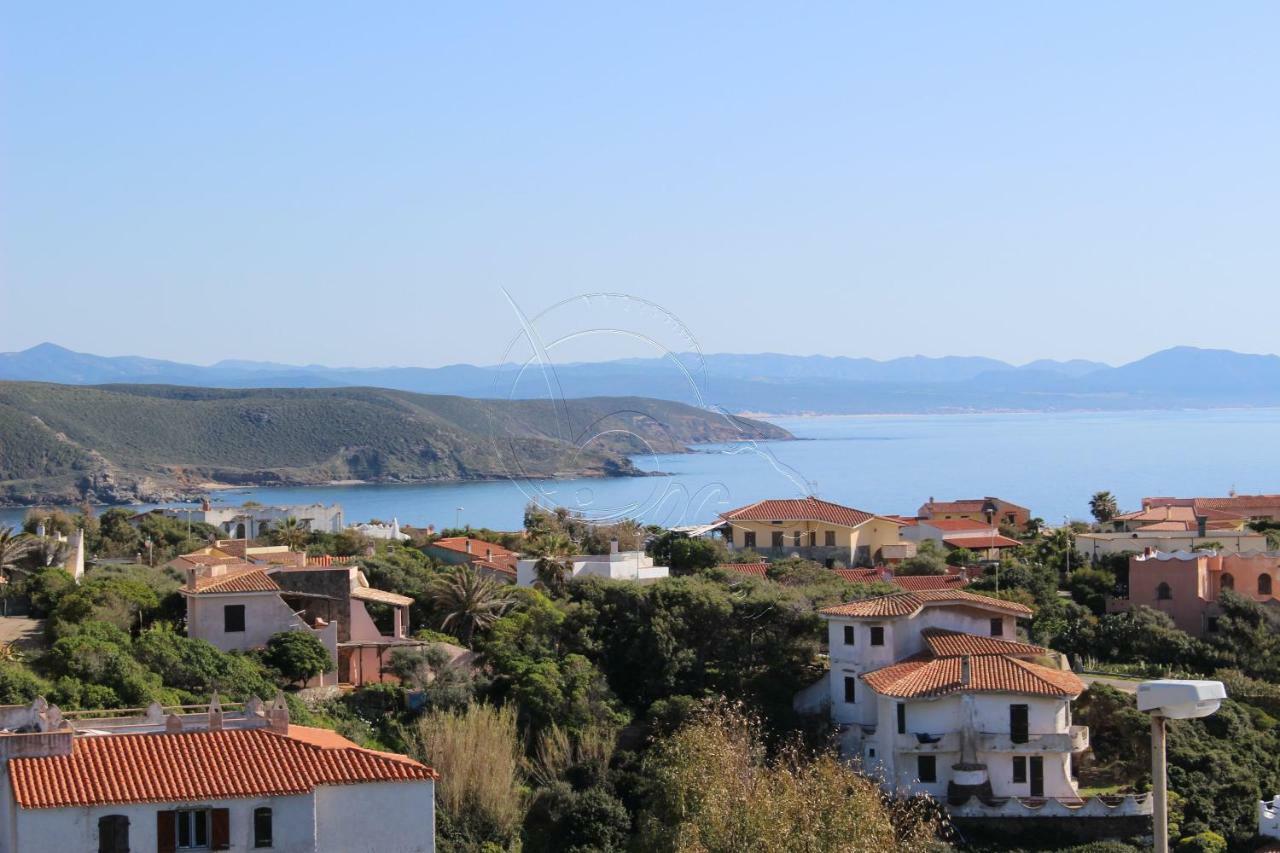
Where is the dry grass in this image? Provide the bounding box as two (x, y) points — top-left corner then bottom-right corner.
(408, 703), (526, 842)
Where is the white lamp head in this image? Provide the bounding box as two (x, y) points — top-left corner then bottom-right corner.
(1137, 679), (1226, 719)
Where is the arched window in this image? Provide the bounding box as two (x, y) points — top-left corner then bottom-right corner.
(1156, 582), (1172, 601)
(98, 815), (129, 853)
(259, 521), (272, 537)
(1221, 573), (1235, 592)
(235, 522), (246, 539)
(1260, 574), (1273, 596)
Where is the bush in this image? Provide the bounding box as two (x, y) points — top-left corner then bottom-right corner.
(1174, 831), (1227, 853)
(263, 631), (333, 687)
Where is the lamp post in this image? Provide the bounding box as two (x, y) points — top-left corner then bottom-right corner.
(1137, 679), (1227, 853)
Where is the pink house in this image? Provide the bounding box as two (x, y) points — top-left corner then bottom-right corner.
(1108, 550), (1280, 636)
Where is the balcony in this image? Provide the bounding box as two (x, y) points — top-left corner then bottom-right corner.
(978, 726), (1089, 753)
(894, 731), (960, 753)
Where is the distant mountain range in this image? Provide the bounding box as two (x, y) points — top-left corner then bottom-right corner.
(0, 381), (788, 506)
(4, 343), (1280, 414)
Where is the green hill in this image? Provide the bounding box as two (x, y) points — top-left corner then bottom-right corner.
(0, 382), (791, 506)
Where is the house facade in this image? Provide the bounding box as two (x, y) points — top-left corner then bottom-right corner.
(1144, 494), (1280, 523)
(901, 519), (1022, 561)
(1075, 529), (1269, 561)
(424, 537), (519, 582)
(516, 545), (669, 586)
(815, 590), (1091, 808)
(155, 502), (346, 538)
(719, 497), (905, 566)
(1108, 550), (1280, 636)
(918, 497), (1031, 531)
(0, 695), (436, 853)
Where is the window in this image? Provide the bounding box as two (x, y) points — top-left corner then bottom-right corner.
(869, 626), (885, 646)
(1156, 582), (1172, 601)
(843, 625), (855, 646)
(98, 815), (129, 853)
(1221, 573), (1234, 591)
(771, 531), (784, 548)
(896, 702), (906, 734)
(824, 531), (836, 547)
(254, 807), (273, 848)
(843, 676), (856, 703)
(223, 604), (246, 633)
(177, 809), (208, 849)
(1260, 574), (1273, 596)
(724, 528), (734, 546)
(808, 531), (816, 547)
(792, 531), (801, 547)
(744, 531), (756, 548)
(1012, 756), (1027, 784)
(990, 618), (1004, 637)
(917, 755), (936, 783)
(1206, 616), (1220, 633)
(1010, 704), (1029, 744)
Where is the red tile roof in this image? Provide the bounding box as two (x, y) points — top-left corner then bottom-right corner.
(192, 567), (281, 594)
(1146, 495), (1280, 512)
(918, 518), (995, 532)
(862, 653), (1083, 699)
(9, 727), (437, 809)
(430, 537), (518, 561)
(889, 574), (968, 591)
(718, 562), (771, 577)
(834, 568), (884, 583)
(920, 627), (1047, 658)
(473, 558), (516, 576)
(819, 589), (1033, 619)
(720, 497), (895, 528)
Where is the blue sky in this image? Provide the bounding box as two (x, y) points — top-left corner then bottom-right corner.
(3, 3), (1279, 367)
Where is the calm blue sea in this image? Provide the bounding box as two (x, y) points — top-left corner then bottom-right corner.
(5, 409), (1280, 531)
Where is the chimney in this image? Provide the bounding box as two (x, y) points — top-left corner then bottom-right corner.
(267, 692), (290, 734)
(464, 540), (472, 554)
(1143, 546), (1153, 558)
(165, 713), (184, 734)
(207, 693), (224, 731)
(1196, 516), (1208, 538)
(960, 655), (971, 687)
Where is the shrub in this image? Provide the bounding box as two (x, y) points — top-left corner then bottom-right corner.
(263, 631), (333, 686)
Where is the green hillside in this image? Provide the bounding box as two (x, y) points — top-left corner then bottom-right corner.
(0, 382), (790, 506)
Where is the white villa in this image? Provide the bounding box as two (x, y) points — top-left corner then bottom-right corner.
(516, 545), (669, 587)
(151, 501), (347, 538)
(0, 694), (436, 853)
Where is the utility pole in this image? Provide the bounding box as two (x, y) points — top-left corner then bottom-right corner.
(1151, 714), (1168, 853)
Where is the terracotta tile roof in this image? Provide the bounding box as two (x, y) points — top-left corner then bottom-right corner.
(1115, 505), (1244, 524)
(922, 497), (1028, 515)
(942, 532), (1022, 549)
(920, 627), (1047, 658)
(834, 568), (884, 583)
(1146, 495), (1280, 513)
(889, 574), (968, 591)
(819, 589), (1033, 619)
(918, 519), (995, 532)
(862, 654), (1083, 699)
(192, 567), (280, 594)
(720, 496), (898, 528)
(9, 727), (437, 809)
(473, 558), (516, 576)
(719, 562), (771, 577)
(430, 537), (518, 561)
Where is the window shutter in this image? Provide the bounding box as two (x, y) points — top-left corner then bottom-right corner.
(157, 811), (176, 853)
(211, 808), (231, 850)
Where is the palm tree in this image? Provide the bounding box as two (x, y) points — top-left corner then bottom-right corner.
(0, 528), (33, 617)
(271, 517), (308, 551)
(1089, 491), (1119, 524)
(428, 566), (514, 645)
(1024, 517), (1045, 537)
(527, 533), (574, 596)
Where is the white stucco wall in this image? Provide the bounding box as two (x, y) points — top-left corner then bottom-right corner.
(187, 591), (311, 653)
(314, 780), (435, 853)
(4, 794), (316, 853)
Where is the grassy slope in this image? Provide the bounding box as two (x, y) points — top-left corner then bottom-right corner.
(0, 382), (790, 504)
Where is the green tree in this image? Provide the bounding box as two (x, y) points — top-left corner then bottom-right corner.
(270, 517), (308, 551)
(0, 527), (33, 614)
(945, 547), (976, 567)
(263, 630), (333, 686)
(1090, 491), (1119, 523)
(1067, 564), (1117, 615)
(648, 532), (724, 575)
(428, 565), (514, 645)
(897, 549), (947, 576)
(528, 533), (574, 595)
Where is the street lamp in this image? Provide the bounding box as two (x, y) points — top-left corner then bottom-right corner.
(1138, 679), (1227, 853)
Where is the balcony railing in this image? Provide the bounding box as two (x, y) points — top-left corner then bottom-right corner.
(894, 732), (960, 753)
(978, 726), (1089, 753)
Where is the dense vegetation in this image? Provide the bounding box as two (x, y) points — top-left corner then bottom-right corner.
(0, 381), (790, 505)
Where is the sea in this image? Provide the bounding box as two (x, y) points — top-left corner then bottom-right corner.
(4, 409), (1280, 532)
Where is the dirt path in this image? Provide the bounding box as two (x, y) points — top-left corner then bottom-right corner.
(0, 616), (47, 652)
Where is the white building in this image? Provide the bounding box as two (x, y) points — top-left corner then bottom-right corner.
(1075, 529), (1268, 561)
(1260, 794), (1280, 841)
(350, 518), (410, 541)
(156, 502), (346, 538)
(816, 589), (1088, 804)
(516, 546), (669, 587)
(0, 694), (436, 853)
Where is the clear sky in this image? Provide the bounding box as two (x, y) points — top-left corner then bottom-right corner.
(3, 3), (1279, 368)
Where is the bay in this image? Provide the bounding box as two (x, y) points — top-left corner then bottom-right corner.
(3, 409), (1279, 531)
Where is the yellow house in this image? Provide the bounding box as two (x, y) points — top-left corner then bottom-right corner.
(719, 497), (905, 567)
